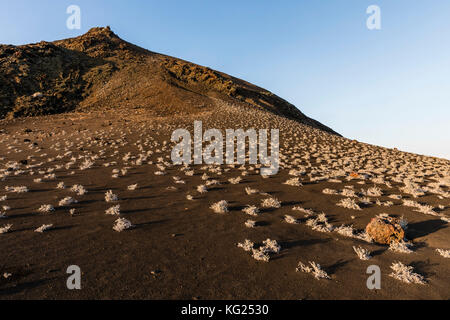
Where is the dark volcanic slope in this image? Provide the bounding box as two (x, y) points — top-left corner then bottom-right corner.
(0, 27), (337, 134)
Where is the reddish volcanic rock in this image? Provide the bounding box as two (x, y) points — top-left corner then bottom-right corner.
(366, 216), (405, 244)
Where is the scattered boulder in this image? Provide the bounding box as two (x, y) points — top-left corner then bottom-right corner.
(366, 216), (405, 244)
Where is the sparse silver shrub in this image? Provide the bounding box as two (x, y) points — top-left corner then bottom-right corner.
(261, 239), (281, 254)
(306, 217), (334, 233)
(400, 180), (425, 198)
(389, 261), (426, 284)
(389, 241), (413, 254)
(245, 220), (256, 228)
(334, 225), (355, 237)
(436, 248), (450, 258)
(197, 184), (208, 194)
(0, 224), (12, 234)
(251, 248), (270, 262)
(292, 207), (314, 216)
(105, 190), (119, 202)
(284, 215), (298, 224)
(35, 224), (53, 233)
(337, 198), (362, 210)
(352, 246), (371, 260)
(127, 184), (138, 191)
(71, 184), (87, 196)
(105, 205), (121, 215)
(237, 239), (254, 252)
(113, 217), (133, 232)
(322, 188), (338, 195)
(38, 204), (55, 213)
(210, 200), (228, 213)
(284, 177), (302, 187)
(5, 186), (28, 193)
(341, 188), (357, 197)
(261, 197), (281, 208)
(252, 239), (281, 261)
(245, 187), (259, 195)
(228, 177), (242, 184)
(242, 205), (259, 216)
(296, 261), (330, 280)
(79, 159), (94, 170)
(58, 197), (77, 207)
(367, 186), (383, 197)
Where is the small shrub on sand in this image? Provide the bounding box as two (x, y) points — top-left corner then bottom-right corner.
(284, 177), (302, 187)
(284, 215), (298, 224)
(197, 184), (208, 194)
(105, 190), (118, 202)
(242, 205), (259, 216)
(353, 246), (371, 260)
(0, 224), (12, 234)
(296, 261), (330, 280)
(210, 200), (228, 213)
(436, 248), (450, 258)
(245, 187), (259, 195)
(389, 261), (426, 284)
(105, 205), (121, 215)
(113, 217), (133, 232)
(127, 184), (138, 191)
(337, 198), (362, 211)
(245, 220), (256, 228)
(71, 184), (87, 196)
(261, 197), (281, 208)
(38, 204), (55, 213)
(237, 239), (254, 252)
(58, 197), (77, 207)
(35, 224), (53, 233)
(389, 241), (413, 254)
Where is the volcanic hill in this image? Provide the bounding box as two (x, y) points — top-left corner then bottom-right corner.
(0, 26), (336, 134)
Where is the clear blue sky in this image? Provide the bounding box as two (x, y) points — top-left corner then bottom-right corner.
(1, 0), (449, 159)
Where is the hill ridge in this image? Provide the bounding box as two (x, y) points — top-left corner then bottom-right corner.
(0, 26), (338, 135)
